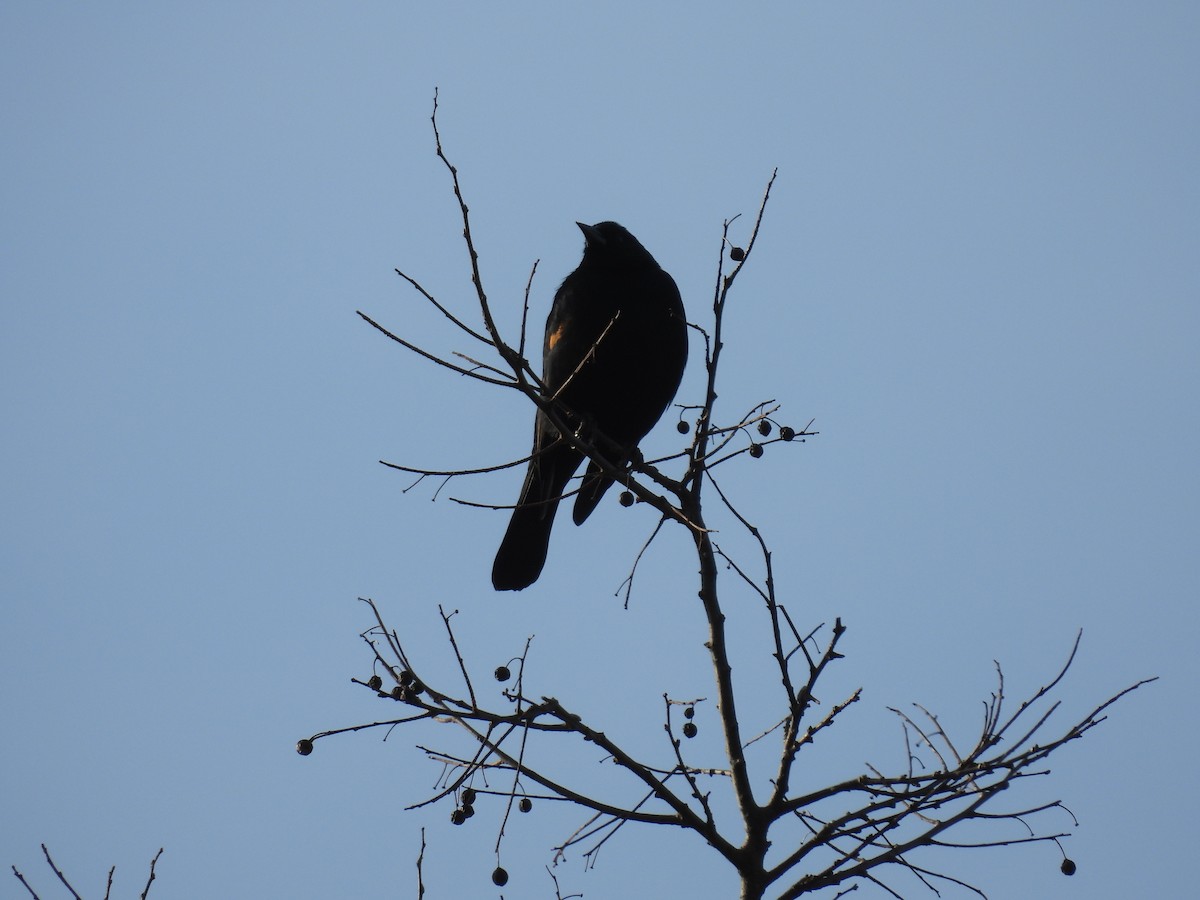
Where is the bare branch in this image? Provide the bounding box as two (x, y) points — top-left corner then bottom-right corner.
(416, 829), (426, 900)
(40, 845), (82, 900)
(11, 864), (40, 900)
(391, 266), (495, 348)
(357, 310), (516, 387)
(439, 605), (477, 708)
(138, 849), (163, 900)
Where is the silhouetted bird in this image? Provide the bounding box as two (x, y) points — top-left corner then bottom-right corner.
(491, 221), (688, 591)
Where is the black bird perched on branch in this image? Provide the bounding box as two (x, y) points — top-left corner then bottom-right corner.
(491, 221), (688, 591)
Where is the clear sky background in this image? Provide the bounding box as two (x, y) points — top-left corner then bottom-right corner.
(3, 3), (1196, 899)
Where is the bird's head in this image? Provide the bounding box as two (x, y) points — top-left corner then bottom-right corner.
(576, 221), (657, 268)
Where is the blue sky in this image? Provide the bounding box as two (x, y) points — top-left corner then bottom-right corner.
(3, 3), (1196, 898)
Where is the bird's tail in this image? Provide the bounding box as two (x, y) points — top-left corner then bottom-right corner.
(571, 461), (614, 525)
(491, 443), (581, 591)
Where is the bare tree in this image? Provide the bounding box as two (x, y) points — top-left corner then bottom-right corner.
(299, 92), (1153, 899)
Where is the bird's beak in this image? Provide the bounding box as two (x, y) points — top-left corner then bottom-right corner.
(577, 221), (604, 247)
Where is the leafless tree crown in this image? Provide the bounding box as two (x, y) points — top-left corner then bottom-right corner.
(301, 92), (1153, 900)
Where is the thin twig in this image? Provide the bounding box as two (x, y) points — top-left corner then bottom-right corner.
(40, 846), (81, 900)
(138, 849), (163, 900)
